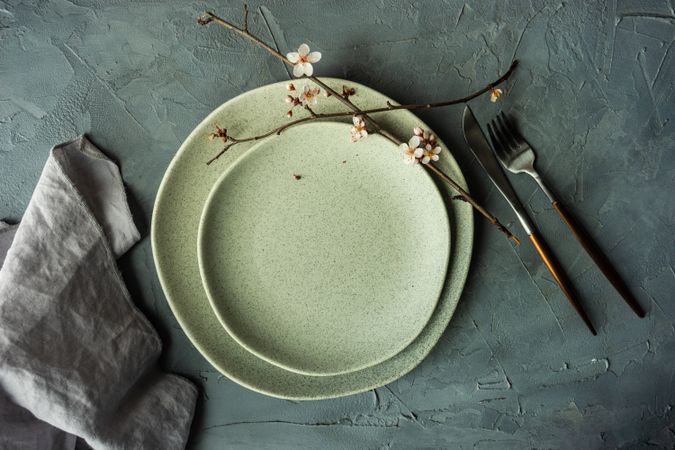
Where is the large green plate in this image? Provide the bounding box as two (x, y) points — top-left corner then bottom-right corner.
(152, 78), (474, 399)
(198, 122), (450, 377)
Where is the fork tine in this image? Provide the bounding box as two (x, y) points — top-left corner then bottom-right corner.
(499, 112), (525, 144)
(491, 117), (516, 156)
(487, 122), (509, 164)
(495, 114), (519, 151)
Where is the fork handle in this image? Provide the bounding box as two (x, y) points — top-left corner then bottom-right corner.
(528, 231), (598, 335)
(552, 201), (645, 318)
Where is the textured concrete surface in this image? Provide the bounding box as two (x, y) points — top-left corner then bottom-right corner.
(1, 0), (674, 448)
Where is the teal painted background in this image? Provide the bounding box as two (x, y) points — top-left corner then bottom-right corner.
(1, 0), (674, 448)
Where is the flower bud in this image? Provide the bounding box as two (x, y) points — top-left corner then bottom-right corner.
(285, 95), (294, 104)
(286, 110), (293, 118)
(286, 83), (295, 91)
(413, 127), (424, 136)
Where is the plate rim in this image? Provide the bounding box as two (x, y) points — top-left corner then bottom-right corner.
(151, 77), (474, 399)
(196, 121), (451, 377)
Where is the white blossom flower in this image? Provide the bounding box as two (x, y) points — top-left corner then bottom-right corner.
(350, 115), (368, 142)
(421, 144), (441, 164)
(400, 136), (423, 165)
(299, 84), (320, 106)
(287, 43), (321, 78)
(490, 87), (503, 103)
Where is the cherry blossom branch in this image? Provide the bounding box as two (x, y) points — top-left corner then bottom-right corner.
(198, 8), (520, 245)
(203, 62), (516, 164)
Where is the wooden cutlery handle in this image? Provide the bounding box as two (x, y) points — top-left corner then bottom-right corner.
(552, 201), (645, 318)
(528, 231), (598, 335)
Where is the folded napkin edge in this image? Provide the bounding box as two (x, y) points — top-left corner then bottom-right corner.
(51, 134), (141, 257)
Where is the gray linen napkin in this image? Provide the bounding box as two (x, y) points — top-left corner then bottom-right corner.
(0, 136), (197, 449)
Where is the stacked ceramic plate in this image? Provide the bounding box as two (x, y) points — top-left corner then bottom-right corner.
(151, 78), (474, 400)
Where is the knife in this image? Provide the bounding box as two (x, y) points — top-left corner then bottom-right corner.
(462, 105), (597, 335)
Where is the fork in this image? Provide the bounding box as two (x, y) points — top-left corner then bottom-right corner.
(487, 112), (645, 319)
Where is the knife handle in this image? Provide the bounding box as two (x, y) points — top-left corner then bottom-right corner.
(552, 201), (645, 318)
(528, 231), (598, 335)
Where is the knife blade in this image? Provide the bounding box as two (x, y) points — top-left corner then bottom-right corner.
(462, 105), (533, 235)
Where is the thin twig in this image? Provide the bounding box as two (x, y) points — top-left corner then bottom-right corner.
(426, 164), (520, 245)
(205, 115), (327, 165)
(304, 105), (318, 118)
(198, 9), (520, 245)
(311, 61), (518, 115)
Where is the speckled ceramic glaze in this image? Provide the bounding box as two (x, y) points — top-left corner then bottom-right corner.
(198, 122), (450, 376)
(152, 78), (474, 399)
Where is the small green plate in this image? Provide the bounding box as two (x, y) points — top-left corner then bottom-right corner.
(198, 122), (450, 376)
(151, 78), (474, 399)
